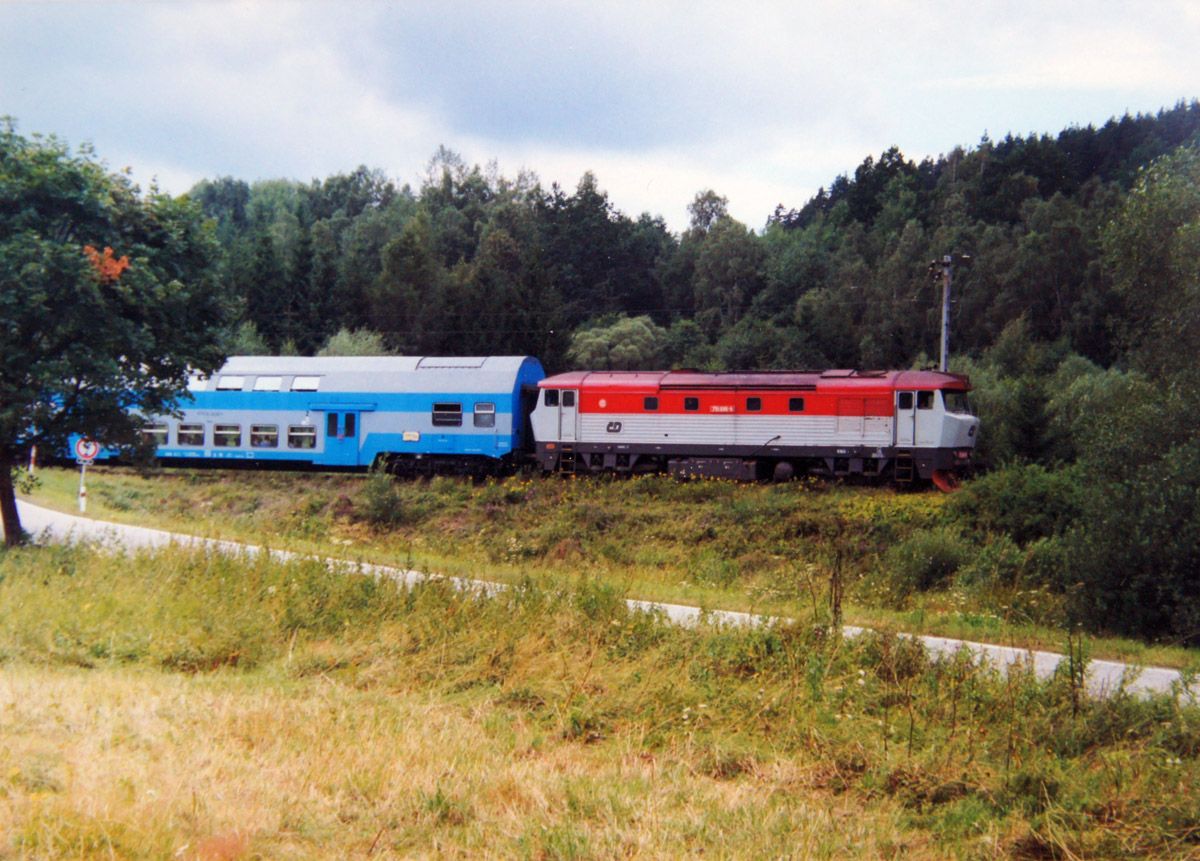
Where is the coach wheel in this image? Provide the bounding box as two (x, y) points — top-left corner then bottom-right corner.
(772, 461), (795, 482)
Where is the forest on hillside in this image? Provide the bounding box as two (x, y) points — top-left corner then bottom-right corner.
(187, 101), (1200, 645)
(197, 100), (1200, 376)
(3, 101), (1199, 644)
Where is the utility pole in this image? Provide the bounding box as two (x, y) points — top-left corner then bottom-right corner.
(928, 254), (970, 372)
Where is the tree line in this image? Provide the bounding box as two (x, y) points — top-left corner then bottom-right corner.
(3, 103), (1200, 643)
(184, 97), (1200, 644)
(194, 101), (1200, 376)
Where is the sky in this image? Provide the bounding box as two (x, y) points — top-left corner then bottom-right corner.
(2, 0), (1198, 233)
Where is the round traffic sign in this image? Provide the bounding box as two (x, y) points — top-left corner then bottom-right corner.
(74, 438), (100, 461)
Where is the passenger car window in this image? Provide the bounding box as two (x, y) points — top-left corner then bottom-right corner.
(213, 424), (241, 447)
(474, 403), (496, 428)
(326, 414), (338, 437)
(250, 425), (278, 447)
(290, 376), (320, 392)
(141, 423), (168, 446)
(253, 376), (282, 391)
(216, 376), (245, 391)
(177, 423), (204, 446)
(287, 425), (316, 449)
(432, 402), (463, 427)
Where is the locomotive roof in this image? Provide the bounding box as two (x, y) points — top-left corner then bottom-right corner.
(199, 356), (542, 394)
(539, 369), (970, 391)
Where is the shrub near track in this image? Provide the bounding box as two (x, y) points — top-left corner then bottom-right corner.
(3, 542), (1200, 858)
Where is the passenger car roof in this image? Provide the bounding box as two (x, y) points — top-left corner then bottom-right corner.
(199, 356), (542, 394)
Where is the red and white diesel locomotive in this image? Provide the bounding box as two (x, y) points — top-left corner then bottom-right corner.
(530, 368), (978, 488)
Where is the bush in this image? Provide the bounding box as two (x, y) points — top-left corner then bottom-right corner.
(949, 463), (1085, 545)
(954, 534), (1069, 626)
(1069, 436), (1200, 642)
(358, 471), (406, 526)
(883, 527), (971, 596)
(956, 534), (1024, 590)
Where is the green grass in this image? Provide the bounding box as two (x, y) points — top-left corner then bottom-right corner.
(2, 542), (1200, 858)
(18, 465), (1200, 669)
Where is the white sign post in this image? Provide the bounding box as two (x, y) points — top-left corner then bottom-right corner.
(74, 438), (100, 513)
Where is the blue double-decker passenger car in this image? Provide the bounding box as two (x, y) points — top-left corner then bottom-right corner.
(92, 355), (545, 473)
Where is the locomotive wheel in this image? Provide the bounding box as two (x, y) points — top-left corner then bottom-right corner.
(931, 469), (962, 493)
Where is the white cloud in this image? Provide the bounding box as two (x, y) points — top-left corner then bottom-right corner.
(2, 0), (1196, 233)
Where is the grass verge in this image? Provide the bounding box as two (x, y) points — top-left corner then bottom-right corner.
(3, 542), (1200, 858)
(18, 465), (1200, 669)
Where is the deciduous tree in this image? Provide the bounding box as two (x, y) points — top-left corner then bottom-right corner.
(0, 123), (232, 543)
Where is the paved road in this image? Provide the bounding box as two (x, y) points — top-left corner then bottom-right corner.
(15, 499), (1194, 700)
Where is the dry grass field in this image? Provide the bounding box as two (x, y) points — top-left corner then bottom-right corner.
(2, 536), (1200, 858)
(2, 666), (924, 859)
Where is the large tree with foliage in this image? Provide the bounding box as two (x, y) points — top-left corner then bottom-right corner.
(1067, 145), (1200, 641)
(566, 315), (667, 370)
(0, 123), (232, 544)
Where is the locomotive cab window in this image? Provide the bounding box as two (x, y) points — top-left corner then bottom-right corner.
(141, 422), (168, 446)
(788, 397), (805, 412)
(214, 424), (241, 447)
(287, 425), (316, 449)
(644, 396), (659, 411)
(432, 402), (463, 427)
(684, 397), (699, 411)
(177, 423), (204, 446)
(917, 390), (935, 410)
(897, 392), (914, 410)
(943, 391), (972, 414)
(746, 397), (762, 412)
(474, 402), (496, 428)
(250, 425), (279, 447)
(544, 389), (559, 407)
(562, 390), (576, 407)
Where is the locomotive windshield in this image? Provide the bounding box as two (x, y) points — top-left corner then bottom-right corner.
(943, 390), (972, 414)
